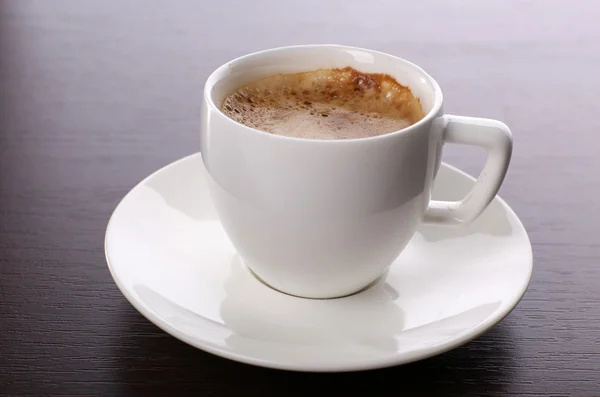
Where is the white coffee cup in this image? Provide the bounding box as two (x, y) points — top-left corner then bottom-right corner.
(201, 45), (512, 299)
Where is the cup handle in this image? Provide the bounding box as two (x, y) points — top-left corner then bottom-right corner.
(424, 115), (513, 225)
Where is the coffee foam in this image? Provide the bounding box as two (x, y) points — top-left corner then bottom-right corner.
(220, 67), (425, 140)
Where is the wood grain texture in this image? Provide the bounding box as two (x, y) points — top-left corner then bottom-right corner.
(1, 0), (599, 395)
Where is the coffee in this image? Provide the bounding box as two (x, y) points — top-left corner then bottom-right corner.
(220, 67), (425, 140)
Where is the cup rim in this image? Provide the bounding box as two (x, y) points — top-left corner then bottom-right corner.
(204, 44), (443, 144)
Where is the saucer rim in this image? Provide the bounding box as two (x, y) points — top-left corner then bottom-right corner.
(104, 152), (533, 372)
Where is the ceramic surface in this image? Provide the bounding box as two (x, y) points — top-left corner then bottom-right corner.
(201, 45), (513, 298)
(104, 153), (532, 372)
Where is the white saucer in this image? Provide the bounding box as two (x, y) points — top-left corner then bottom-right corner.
(104, 153), (532, 372)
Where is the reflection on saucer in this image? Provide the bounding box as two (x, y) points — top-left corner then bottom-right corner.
(132, 257), (501, 361)
(220, 256), (405, 352)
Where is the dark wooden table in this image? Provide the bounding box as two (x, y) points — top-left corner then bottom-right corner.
(2, 1), (599, 395)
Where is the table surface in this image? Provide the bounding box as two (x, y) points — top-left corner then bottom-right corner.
(1, 0), (599, 395)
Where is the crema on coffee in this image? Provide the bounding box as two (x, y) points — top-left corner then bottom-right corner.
(220, 67), (425, 140)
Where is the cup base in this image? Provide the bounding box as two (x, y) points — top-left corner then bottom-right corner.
(243, 262), (384, 300)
